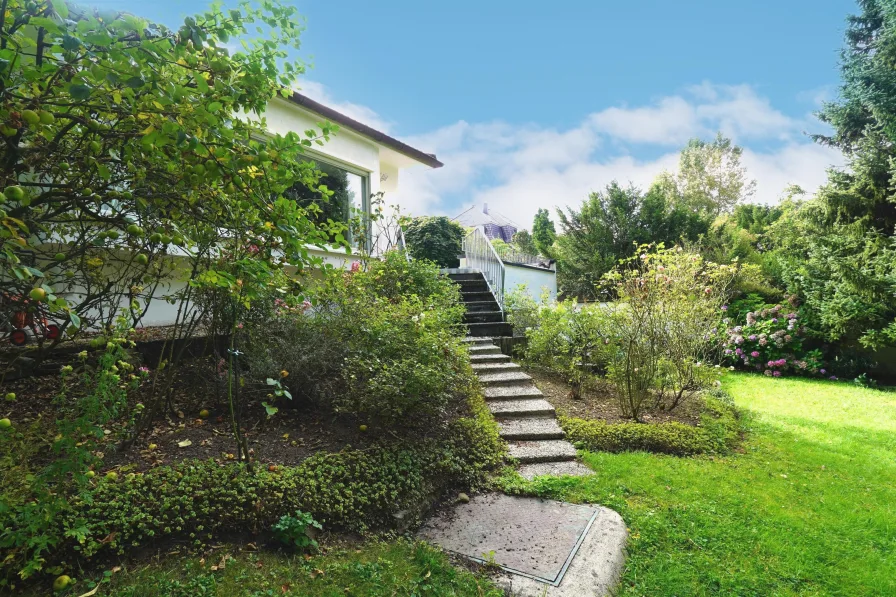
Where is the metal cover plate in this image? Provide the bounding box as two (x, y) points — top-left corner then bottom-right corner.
(418, 493), (599, 586)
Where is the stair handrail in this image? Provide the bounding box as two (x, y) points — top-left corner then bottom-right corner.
(463, 227), (505, 311)
(398, 224), (412, 263)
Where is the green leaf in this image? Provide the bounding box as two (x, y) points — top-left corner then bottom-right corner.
(69, 312), (81, 329)
(207, 101), (222, 113)
(51, 0), (70, 18)
(126, 76), (146, 88)
(262, 402), (279, 417)
(68, 84), (92, 100)
(266, 378), (278, 386)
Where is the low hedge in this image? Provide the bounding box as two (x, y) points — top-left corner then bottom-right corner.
(560, 395), (740, 456)
(0, 394), (504, 581)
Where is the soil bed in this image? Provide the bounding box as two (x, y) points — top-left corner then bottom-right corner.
(526, 368), (703, 426)
(1, 354), (467, 473)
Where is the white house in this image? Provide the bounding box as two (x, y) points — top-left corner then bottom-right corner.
(265, 91), (444, 268)
(87, 93), (443, 328)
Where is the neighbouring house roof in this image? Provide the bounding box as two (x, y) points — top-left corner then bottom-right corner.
(286, 91), (444, 169)
(453, 204), (518, 243)
(453, 203), (518, 229)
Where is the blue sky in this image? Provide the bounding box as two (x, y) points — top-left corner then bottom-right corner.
(94, 0), (854, 228)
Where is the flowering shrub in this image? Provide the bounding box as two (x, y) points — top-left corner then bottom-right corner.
(600, 246), (737, 419)
(722, 304), (829, 378)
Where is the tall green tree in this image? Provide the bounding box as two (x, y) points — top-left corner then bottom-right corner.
(772, 0), (896, 350)
(511, 229), (538, 255)
(532, 208), (556, 256)
(676, 133), (756, 216)
(554, 182), (640, 299)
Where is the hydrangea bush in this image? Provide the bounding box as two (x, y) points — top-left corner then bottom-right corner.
(722, 304), (830, 378)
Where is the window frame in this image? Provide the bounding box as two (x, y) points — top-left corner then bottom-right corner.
(299, 149), (372, 252)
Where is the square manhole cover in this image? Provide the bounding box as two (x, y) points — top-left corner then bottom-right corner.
(418, 493), (599, 586)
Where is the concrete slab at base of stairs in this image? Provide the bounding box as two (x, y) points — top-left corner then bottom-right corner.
(418, 493), (627, 597)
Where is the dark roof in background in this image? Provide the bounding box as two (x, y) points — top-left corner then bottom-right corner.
(287, 91), (444, 169)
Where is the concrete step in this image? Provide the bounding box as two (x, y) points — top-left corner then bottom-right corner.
(463, 311), (503, 324)
(470, 353), (511, 363)
(445, 272), (484, 282)
(461, 291), (495, 303)
(508, 439), (578, 464)
(457, 280), (489, 292)
(462, 336), (495, 344)
(472, 362), (520, 374)
(483, 384), (544, 400)
(499, 418), (565, 440)
(463, 300), (501, 313)
(477, 370), (532, 385)
(518, 461), (595, 480)
(488, 398), (556, 419)
(468, 344), (502, 355)
(466, 322), (513, 337)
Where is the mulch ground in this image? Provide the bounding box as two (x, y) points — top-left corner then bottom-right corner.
(1, 352), (464, 474)
(526, 369), (703, 426)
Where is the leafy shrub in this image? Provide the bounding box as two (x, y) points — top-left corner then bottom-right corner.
(519, 299), (612, 398)
(600, 246), (736, 418)
(561, 395), (740, 456)
(723, 303), (827, 378)
(403, 216), (466, 268)
(243, 252), (470, 423)
(0, 317), (147, 580)
(271, 511), (322, 552)
(0, 393), (503, 580)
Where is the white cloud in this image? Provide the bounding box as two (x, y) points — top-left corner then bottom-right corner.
(295, 81), (844, 229)
(589, 84), (796, 145)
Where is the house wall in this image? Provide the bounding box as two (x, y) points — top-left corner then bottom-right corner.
(504, 263), (557, 304)
(261, 98), (381, 197)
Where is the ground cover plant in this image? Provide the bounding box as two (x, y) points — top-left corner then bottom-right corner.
(503, 374), (896, 596)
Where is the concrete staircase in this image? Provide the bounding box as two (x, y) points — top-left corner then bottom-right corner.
(464, 337), (594, 480)
(445, 269), (512, 337)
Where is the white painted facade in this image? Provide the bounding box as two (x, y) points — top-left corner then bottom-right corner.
(504, 263), (558, 305)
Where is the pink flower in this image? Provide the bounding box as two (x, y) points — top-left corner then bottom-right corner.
(750, 351), (760, 358)
(302, 299), (312, 310)
(350, 261), (361, 273)
(773, 371), (782, 377)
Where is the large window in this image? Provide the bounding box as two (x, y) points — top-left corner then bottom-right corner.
(284, 157), (369, 248)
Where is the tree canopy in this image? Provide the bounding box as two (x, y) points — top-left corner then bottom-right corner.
(0, 0), (341, 340)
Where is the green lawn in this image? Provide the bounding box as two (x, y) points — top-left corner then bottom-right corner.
(60, 540), (502, 597)
(519, 374), (896, 596)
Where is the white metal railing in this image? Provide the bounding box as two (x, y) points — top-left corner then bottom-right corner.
(398, 225), (412, 263)
(464, 228), (505, 310)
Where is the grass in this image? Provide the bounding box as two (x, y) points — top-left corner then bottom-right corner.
(33, 374), (896, 596)
(514, 374), (896, 596)
(48, 540), (502, 597)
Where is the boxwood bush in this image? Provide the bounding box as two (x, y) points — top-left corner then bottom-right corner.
(560, 394), (740, 456)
